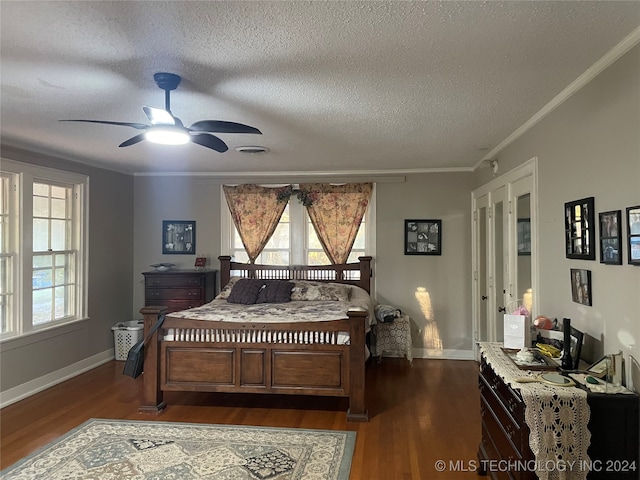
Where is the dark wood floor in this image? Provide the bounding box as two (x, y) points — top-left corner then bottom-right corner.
(1, 357), (481, 479)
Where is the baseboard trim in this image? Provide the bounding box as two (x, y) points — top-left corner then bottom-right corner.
(0, 349), (114, 409)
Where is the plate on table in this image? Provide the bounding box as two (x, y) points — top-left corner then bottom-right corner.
(502, 348), (559, 371)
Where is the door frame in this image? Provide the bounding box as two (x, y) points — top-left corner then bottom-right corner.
(471, 157), (538, 358)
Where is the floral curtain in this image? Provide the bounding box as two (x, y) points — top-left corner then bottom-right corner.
(223, 184), (291, 264)
(299, 183), (372, 264)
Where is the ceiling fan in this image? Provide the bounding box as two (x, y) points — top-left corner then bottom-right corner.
(60, 72), (261, 152)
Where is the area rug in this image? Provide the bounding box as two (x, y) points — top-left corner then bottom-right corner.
(1, 418), (356, 479)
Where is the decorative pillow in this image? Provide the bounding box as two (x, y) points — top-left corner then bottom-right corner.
(290, 281), (352, 302)
(227, 279), (265, 305)
(256, 280), (294, 304)
(216, 276), (241, 300)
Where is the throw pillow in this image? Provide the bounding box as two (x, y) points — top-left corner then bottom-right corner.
(227, 279), (265, 305)
(256, 280), (294, 304)
(290, 281), (352, 302)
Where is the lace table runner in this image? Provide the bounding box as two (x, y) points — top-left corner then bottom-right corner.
(479, 342), (591, 480)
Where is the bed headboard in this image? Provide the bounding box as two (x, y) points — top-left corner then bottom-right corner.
(218, 256), (373, 294)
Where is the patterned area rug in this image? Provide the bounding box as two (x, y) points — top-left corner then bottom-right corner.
(2, 419), (356, 479)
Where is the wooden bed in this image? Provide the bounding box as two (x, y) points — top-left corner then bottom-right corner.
(138, 255), (373, 422)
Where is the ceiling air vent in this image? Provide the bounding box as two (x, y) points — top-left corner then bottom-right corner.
(235, 146), (269, 154)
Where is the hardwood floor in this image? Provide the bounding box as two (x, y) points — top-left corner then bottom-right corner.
(1, 357), (481, 479)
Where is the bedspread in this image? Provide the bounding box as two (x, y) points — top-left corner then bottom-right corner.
(168, 285), (374, 327)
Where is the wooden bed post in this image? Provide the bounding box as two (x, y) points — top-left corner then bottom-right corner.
(358, 256), (372, 290)
(138, 306), (168, 414)
(219, 256), (231, 287)
(347, 309), (369, 422)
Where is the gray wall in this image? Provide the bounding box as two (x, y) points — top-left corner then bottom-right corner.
(0, 146), (134, 393)
(475, 45), (640, 386)
(132, 176), (223, 312)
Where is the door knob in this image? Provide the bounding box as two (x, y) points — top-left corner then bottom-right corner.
(481, 295), (488, 300)
(498, 306), (506, 313)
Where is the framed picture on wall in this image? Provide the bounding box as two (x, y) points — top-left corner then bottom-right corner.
(404, 219), (441, 255)
(570, 268), (592, 306)
(162, 220), (196, 254)
(599, 210), (622, 265)
(564, 197), (595, 260)
(627, 205), (640, 266)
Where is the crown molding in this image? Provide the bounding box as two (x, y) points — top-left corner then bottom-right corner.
(474, 26), (640, 171)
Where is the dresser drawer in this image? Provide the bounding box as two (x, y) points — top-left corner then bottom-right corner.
(479, 376), (522, 451)
(481, 396), (522, 480)
(146, 288), (203, 301)
(145, 276), (204, 288)
(480, 359), (525, 421)
(142, 270), (217, 313)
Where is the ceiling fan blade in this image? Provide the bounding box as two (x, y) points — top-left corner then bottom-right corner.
(142, 106), (176, 126)
(188, 120), (261, 135)
(119, 133), (147, 147)
(190, 133), (229, 152)
(59, 119), (149, 129)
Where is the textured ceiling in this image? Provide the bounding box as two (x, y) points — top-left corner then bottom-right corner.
(1, 1), (639, 175)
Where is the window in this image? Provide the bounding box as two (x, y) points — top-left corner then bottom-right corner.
(0, 173), (15, 334)
(32, 182), (77, 325)
(223, 185), (374, 265)
(0, 160), (88, 339)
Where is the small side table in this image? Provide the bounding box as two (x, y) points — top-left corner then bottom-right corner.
(371, 315), (413, 364)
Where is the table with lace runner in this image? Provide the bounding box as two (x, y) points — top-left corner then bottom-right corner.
(478, 342), (639, 480)
(479, 342), (590, 480)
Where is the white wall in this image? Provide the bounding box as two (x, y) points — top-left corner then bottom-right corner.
(475, 45), (640, 388)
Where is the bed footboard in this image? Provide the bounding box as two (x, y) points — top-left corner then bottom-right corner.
(138, 306), (368, 422)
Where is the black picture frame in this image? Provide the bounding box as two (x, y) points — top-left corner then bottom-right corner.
(536, 326), (584, 370)
(627, 205), (640, 266)
(404, 219), (441, 255)
(517, 218), (531, 255)
(570, 268), (592, 306)
(564, 197), (595, 260)
(162, 220), (196, 254)
(599, 210), (622, 265)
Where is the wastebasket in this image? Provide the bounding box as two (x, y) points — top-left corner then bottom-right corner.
(112, 320), (144, 360)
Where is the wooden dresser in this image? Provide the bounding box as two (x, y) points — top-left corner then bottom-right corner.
(142, 270), (217, 313)
(479, 350), (639, 480)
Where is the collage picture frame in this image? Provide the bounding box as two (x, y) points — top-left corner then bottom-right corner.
(162, 220), (196, 255)
(404, 219), (442, 255)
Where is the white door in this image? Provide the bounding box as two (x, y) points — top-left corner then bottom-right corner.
(473, 186), (507, 344)
(472, 159), (537, 357)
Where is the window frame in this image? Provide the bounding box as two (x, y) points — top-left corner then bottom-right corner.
(221, 184), (376, 266)
(0, 159), (89, 341)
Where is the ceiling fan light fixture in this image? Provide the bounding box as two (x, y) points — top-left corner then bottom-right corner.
(145, 126), (190, 145)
